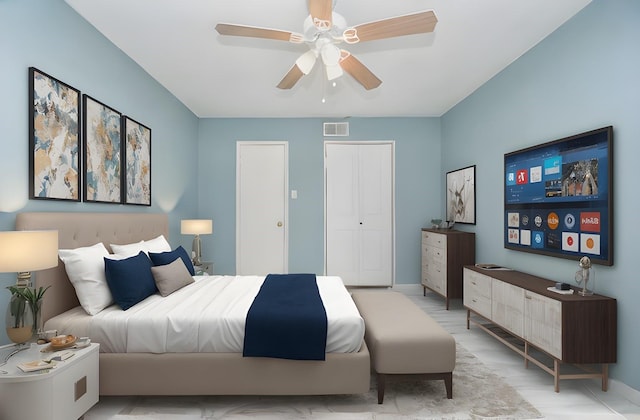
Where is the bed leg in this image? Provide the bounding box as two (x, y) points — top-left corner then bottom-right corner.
(377, 373), (386, 404)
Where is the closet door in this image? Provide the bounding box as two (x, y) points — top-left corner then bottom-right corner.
(325, 142), (394, 286)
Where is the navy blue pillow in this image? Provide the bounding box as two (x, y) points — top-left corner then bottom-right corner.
(104, 251), (157, 310)
(149, 246), (195, 276)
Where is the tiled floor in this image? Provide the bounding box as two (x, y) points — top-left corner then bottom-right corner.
(85, 287), (640, 419)
(404, 286), (640, 419)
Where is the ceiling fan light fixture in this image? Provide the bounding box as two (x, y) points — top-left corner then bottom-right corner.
(320, 43), (341, 66)
(296, 50), (318, 74)
(325, 63), (343, 81)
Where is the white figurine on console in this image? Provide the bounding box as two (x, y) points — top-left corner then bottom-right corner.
(575, 256), (594, 296)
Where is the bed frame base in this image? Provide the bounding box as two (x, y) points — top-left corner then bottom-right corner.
(16, 212), (371, 397)
(101, 345), (370, 396)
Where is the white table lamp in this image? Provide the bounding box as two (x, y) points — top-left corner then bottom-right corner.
(0, 230), (59, 287)
(0, 230), (58, 346)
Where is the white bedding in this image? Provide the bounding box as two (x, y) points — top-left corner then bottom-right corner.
(44, 275), (365, 354)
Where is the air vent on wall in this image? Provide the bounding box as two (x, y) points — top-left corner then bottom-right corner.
(323, 122), (349, 137)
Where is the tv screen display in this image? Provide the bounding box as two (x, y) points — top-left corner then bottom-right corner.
(504, 126), (613, 265)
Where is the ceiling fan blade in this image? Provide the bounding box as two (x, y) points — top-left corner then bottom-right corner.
(277, 50), (318, 89)
(308, 0), (333, 29)
(215, 23), (303, 43)
(345, 10), (437, 44)
(277, 65), (305, 89)
(339, 51), (382, 90)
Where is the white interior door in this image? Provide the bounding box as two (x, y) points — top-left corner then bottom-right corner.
(236, 142), (288, 275)
(325, 144), (360, 282)
(325, 142), (394, 286)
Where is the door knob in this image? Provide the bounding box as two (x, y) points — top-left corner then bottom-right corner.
(277, 221), (283, 227)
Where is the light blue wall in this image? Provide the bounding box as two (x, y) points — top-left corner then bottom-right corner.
(0, 0), (200, 344)
(2, 0), (637, 395)
(441, 0), (640, 391)
(197, 117), (441, 282)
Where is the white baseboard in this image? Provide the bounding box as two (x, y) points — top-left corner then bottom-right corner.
(391, 283), (423, 295)
(609, 378), (640, 406)
(347, 283), (422, 295)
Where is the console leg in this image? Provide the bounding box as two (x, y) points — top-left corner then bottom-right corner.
(602, 364), (609, 391)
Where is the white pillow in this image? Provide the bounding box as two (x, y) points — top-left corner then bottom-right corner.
(110, 240), (145, 257)
(144, 235), (172, 253)
(110, 235), (171, 257)
(58, 242), (113, 315)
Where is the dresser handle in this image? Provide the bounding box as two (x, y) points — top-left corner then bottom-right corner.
(525, 295), (532, 300)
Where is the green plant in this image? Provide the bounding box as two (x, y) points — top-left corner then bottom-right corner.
(8, 285), (50, 304)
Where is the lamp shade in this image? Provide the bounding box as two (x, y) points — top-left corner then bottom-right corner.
(0, 230), (59, 273)
(181, 220), (213, 235)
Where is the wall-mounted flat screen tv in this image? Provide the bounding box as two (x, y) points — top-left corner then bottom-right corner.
(504, 126), (613, 266)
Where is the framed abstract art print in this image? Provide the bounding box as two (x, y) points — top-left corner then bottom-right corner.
(122, 116), (151, 206)
(83, 95), (122, 203)
(29, 67), (81, 201)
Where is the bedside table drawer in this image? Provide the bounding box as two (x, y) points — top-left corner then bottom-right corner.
(52, 347), (99, 420)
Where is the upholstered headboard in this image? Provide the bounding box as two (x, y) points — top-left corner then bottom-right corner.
(15, 212), (169, 322)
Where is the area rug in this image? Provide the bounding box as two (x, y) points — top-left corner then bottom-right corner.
(86, 344), (542, 420)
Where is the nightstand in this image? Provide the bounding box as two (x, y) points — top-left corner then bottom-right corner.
(0, 342), (99, 420)
(195, 261), (214, 275)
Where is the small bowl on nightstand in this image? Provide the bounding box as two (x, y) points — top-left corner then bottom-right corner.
(50, 335), (77, 349)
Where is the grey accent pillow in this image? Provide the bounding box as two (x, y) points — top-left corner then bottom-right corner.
(151, 257), (195, 297)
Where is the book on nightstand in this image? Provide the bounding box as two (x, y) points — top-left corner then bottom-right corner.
(17, 360), (56, 372)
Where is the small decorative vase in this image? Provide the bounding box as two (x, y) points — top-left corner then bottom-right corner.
(31, 299), (43, 337)
(5, 293), (34, 344)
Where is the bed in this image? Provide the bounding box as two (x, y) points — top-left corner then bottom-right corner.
(16, 212), (370, 396)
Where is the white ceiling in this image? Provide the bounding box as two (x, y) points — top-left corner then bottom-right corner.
(65, 0), (591, 118)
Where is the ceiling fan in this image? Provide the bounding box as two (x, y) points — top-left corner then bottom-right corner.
(215, 0), (438, 90)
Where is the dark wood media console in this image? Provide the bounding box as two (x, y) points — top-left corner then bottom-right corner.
(463, 265), (616, 392)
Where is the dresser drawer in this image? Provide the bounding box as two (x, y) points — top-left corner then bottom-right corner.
(422, 231), (446, 249)
(425, 270), (446, 293)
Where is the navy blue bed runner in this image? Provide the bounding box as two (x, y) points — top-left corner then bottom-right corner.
(243, 273), (328, 360)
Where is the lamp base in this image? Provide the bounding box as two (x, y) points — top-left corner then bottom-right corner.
(6, 327), (32, 345)
(192, 235), (202, 267)
(16, 272), (31, 288)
